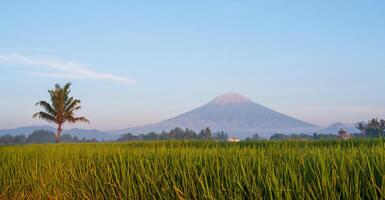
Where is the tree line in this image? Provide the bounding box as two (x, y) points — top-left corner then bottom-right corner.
(268, 133), (338, 140)
(0, 130), (97, 145)
(356, 118), (385, 137)
(0, 127), (229, 145)
(117, 127), (229, 141)
(268, 118), (385, 140)
(3, 120), (385, 145)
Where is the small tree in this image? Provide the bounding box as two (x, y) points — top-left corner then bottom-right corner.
(199, 127), (212, 140)
(359, 118), (385, 138)
(367, 119), (384, 137)
(33, 83), (89, 143)
(204, 127), (212, 139)
(381, 119), (385, 131)
(356, 122), (366, 137)
(252, 133), (261, 140)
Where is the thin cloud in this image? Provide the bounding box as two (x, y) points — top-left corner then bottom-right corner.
(0, 54), (135, 85)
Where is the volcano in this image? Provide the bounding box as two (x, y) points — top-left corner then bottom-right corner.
(111, 93), (319, 138)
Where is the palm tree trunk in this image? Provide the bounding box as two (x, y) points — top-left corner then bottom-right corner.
(56, 124), (62, 143)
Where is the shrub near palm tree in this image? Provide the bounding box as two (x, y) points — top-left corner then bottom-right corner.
(33, 83), (89, 143)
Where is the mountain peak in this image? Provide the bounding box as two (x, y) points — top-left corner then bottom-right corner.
(211, 93), (252, 105)
(112, 92), (319, 138)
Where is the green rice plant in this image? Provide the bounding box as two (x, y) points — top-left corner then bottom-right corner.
(1, 140), (385, 199)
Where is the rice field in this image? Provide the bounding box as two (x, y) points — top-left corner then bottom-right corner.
(1, 140), (385, 199)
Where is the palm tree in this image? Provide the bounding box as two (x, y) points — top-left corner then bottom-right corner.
(33, 83), (89, 143)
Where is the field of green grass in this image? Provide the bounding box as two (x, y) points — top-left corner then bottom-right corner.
(1, 140), (385, 199)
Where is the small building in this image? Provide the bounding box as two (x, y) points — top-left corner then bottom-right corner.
(228, 136), (240, 142)
(337, 129), (353, 140)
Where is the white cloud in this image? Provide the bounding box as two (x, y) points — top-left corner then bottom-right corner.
(0, 54), (135, 85)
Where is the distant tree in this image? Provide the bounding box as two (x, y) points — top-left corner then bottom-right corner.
(158, 128), (199, 140)
(199, 127), (212, 140)
(366, 118), (385, 137)
(13, 134), (27, 144)
(252, 133), (262, 140)
(73, 136), (80, 142)
(114, 127), (215, 142)
(117, 133), (138, 141)
(312, 133), (336, 140)
(142, 132), (159, 140)
(0, 131), (94, 145)
(270, 133), (288, 140)
(290, 134), (312, 140)
(168, 127), (183, 139)
(89, 138), (98, 142)
(33, 83), (89, 143)
(356, 118), (385, 138)
(159, 131), (168, 140)
(198, 129), (205, 139)
(212, 131), (228, 141)
(381, 119), (385, 131)
(205, 127), (211, 138)
(184, 128), (197, 139)
(172, 128), (184, 139)
(60, 134), (74, 142)
(0, 135), (13, 145)
(0, 134), (27, 145)
(27, 130), (55, 143)
(356, 122), (366, 137)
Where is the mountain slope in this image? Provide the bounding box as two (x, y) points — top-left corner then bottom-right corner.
(111, 93), (320, 138)
(0, 125), (56, 136)
(63, 129), (119, 140)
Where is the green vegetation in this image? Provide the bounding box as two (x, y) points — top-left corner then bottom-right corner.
(2, 140), (385, 199)
(0, 130), (97, 145)
(33, 83), (89, 143)
(357, 118), (385, 137)
(118, 127), (228, 141)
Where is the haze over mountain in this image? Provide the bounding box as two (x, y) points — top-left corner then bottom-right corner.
(318, 122), (358, 134)
(0, 126), (117, 141)
(109, 93), (320, 138)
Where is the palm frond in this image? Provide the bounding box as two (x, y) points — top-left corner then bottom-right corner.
(49, 90), (59, 110)
(33, 112), (56, 123)
(65, 106), (82, 116)
(65, 99), (81, 111)
(63, 82), (71, 91)
(63, 83), (71, 102)
(35, 101), (56, 115)
(71, 106), (82, 112)
(67, 116), (90, 124)
(65, 97), (74, 108)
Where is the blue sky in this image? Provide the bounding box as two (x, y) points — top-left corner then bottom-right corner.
(1, 0), (385, 130)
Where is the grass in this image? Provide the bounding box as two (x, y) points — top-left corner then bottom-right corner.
(1, 140), (385, 199)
